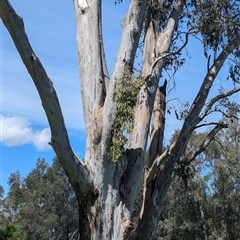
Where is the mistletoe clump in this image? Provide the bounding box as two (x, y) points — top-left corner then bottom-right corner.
(110, 70), (144, 162)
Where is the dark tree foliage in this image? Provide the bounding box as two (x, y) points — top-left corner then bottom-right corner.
(0, 224), (23, 240)
(206, 115), (240, 239)
(158, 179), (207, 240)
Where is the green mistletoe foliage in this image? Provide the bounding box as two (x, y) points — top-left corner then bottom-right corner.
(110, 70), (144, 162)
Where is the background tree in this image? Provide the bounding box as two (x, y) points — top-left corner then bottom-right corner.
(1, 158), (78, 240)
(0, 0), (239, 239)
(157, 130), (210, 240)
(0, 224), (23, 240)
(205, 114), (240, 239)
(157, 114), (240, 239)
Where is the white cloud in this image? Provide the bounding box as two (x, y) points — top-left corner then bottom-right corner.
(0, 115), (51, 151)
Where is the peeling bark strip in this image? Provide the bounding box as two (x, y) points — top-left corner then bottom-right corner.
(2, 0), (240, 239)
(148, 80), (167, 168)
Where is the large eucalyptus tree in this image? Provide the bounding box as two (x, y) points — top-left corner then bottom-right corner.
(1, 0), (239, 239)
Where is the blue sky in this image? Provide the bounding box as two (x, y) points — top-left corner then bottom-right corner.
(1, 0), (237, 195)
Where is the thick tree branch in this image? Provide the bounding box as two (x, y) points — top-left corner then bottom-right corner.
(102, 0), (148, 142)
(111, 0), (148, 78)
(74, 0), (110, 157)
(0, 0), (91, 191)
(121, 0), (185, 228)
(183, 36), (240, 131)
(157, 36), (240, 171)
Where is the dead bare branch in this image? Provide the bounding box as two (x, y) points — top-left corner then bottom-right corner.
(186, 122), (228, 163)
(199, 86), (240, 121)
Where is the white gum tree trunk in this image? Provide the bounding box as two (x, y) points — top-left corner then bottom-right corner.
(1, 0), (240, 239)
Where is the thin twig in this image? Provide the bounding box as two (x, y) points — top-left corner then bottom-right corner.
(195, 122), (220, 129)
(199, 86), (240, 121)
(187, 123), (228, 163)
(145, 28), (193, 79)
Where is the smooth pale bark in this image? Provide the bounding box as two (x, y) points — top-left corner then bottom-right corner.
(73, 0), (149, 238)
(1, 0), (240, 239)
